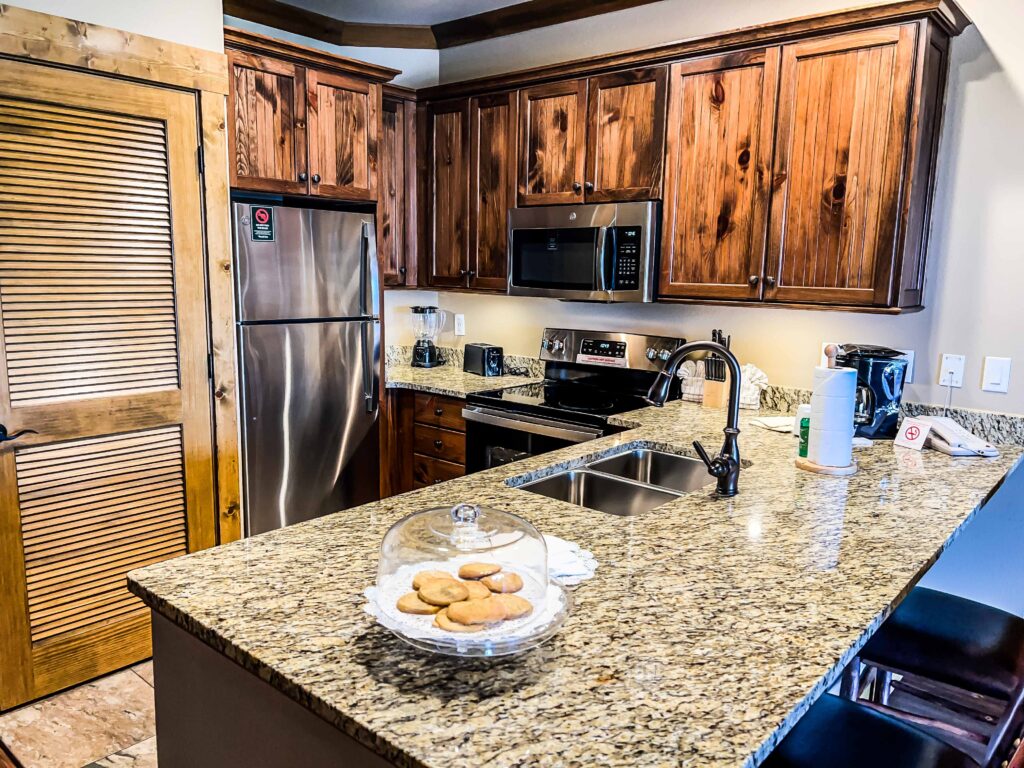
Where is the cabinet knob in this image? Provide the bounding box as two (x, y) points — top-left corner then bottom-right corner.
(298, 172), (308, 182)
(399, 266), (407, 275)
(572, 181), (582, 194)
(584, 181), (594, 192)
(765, 276), (776, 288)
(459, 268), (468, 277)
(748, 275), (759, 287)
(434, 439), (444, 450)
(434, 407), (444, 416)
(311, 173), (321, 184)
(468, 270), (476, 278)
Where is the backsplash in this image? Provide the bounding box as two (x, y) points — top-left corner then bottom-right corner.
(385, 346), (545, 377)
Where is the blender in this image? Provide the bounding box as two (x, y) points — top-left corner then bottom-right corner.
(410, 306), (446, 368)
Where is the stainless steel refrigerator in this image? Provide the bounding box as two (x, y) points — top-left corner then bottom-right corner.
(233, 201), (380, 536)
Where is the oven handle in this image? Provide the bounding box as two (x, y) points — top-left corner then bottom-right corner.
(461, 406), (602, 443)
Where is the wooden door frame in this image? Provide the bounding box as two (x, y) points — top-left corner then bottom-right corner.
(425, 98), (471, 288)
(0, 5), (242, 546)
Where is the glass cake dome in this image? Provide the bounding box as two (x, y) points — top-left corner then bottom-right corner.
(373, 502), (569, 656)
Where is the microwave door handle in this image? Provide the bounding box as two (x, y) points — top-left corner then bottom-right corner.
(595, 225), (611, 294)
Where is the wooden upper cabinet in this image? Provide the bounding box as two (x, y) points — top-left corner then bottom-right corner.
(228, 51), (308, 194)
(518, 79), (587, 205)
(306, 70), (380, 201)
(766, 25), (917, 306)
(379, 97), (413, 286)
(469, 93), (517, 291)
(585, 67), (668, 202)
(660, 50), (780, 300)
(426, 100), (470, 288)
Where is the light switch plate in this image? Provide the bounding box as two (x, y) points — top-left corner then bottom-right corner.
(982, 356), (1011, 393)
(939, 353), (965, 388)
(454, 314), (466, 336)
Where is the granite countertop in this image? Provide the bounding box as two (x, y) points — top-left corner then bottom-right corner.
(129, 400), (1023, 768)
(385, 362), (544, 398)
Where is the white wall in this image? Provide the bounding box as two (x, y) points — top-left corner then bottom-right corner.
(12, 0), (225, 52)
(223, 17), (439, 88)
(421, 0), (1024, 415)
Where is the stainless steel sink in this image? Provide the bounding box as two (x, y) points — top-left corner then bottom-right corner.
(586, 449), (715, 493)
(519, 470), (680, 516)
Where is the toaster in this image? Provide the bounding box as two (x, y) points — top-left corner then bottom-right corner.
(463, 343), (504, 376)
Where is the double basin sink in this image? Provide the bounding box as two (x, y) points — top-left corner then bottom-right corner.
(516, 448), (715, 517)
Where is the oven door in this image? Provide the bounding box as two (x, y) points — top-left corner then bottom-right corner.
(462, 406), (602, 472)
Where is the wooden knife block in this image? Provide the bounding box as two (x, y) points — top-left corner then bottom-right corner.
(702, 373), (731, 409)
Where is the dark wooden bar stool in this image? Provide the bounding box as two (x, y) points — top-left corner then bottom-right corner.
(854, 588), (1024, 767)
(762, 693), (978, 767)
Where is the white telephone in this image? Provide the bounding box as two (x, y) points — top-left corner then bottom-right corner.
(915, 415), (1000, 457)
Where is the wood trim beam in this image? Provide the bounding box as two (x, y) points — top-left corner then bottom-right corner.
(419, 0), (971, 99)
(224, 0), (436, 50)
(223, 26), (401, 82)
(0, 3), (228, 93)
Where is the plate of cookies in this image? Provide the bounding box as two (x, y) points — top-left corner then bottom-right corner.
(366, 503), (571, 656)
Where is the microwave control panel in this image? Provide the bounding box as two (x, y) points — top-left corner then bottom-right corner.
(612, 226), (642, 290)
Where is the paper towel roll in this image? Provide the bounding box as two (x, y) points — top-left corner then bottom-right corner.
(813, 366), (857, 398)
(808, 426), (854, 467)
(810, 394), (857, 432)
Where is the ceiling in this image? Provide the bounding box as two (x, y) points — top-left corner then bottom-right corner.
(284, 0), (524, 26)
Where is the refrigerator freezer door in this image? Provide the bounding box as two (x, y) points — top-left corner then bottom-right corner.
(239, 320), (380, 535)
(234, 203), (378, 322)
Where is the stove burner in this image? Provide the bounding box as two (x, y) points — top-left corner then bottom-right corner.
(549, 391), (616, 413)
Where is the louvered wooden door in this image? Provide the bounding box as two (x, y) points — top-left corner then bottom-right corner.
(765, 25), (916, 306)
(0, 58), (216, 709)
(306, 69), (380, 201)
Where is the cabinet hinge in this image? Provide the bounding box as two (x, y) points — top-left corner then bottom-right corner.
(197, 144), (205, 175)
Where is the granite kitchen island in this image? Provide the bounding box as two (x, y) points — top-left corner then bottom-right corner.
(129, 398), (1023, 768)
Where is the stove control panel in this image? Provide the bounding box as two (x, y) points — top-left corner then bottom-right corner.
(539, 329), (685, 372)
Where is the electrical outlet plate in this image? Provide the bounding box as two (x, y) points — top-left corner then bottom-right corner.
(939, 353), (965, 388)
(454, 314), (466, 337)
(982, 356), (1011, 393)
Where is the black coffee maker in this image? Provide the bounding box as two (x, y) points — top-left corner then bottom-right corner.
(835, 344), (908, 439)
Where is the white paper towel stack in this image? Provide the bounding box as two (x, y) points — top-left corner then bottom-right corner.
(807, 366), (857, 468)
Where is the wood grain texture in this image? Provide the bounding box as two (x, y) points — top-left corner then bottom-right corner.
(413, 425), (466, 464)
(585, 66), (668, 202)
(468, 92), (516, 291)
(227, 50), (308, 194)
(426, 100), (470, 287)
(0, 58), (216, 709)
(412, 453), (465, 489)
(380, 390), (415, 497)
(379, 98), (408, 286)
(418, 0), (969, 101)
(199, 91), (242, 544)
(766, 24), (917, 306)
(413, 393), (466, 431)
(0, 4), (228, 94)
(306, 69), (380, 201)
(659, 49), (779, 300)
(518, 79), (587, 206)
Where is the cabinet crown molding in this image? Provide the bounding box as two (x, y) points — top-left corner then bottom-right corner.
(224, 27), (399, 83)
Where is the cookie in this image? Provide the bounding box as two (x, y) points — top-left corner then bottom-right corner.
(434, 608), (484, 633)
(461, 580), (492, 600)
(396, 592), (441, 615)
(458, 562), (501, 580)
(412, 570), (454, 590)
(492, 593), (533, 620)
(418, 579), (469, 606)
(481, 571), (523, 593)
(447, 597), (507, 626)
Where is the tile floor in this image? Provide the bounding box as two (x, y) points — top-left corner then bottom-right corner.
(0, 663), (156, 768)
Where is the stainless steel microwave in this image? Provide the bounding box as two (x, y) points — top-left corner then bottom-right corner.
(507, 201), (659, 302)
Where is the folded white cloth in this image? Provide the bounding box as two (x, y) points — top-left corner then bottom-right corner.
(740, 363), (768, 410)
(544, 534), (597, 586)
(678, 359), (704, 402)
(751, 416), (795, 433)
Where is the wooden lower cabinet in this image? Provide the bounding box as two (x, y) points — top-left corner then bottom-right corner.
(0, 59), (218, 709)
(381, 391), (467, 496)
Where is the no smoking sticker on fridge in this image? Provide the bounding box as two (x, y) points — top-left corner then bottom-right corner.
(250, 205), (275, 241)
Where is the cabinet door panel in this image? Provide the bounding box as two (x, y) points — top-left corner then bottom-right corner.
(766, 25), (916, 305)
(228, 51), (308, 194)
(517, 80), (587, 206)
(585, 67), (668, 202)
(307, 70), (379, 201)
(469, 93), (517, 292)
(660, 50), (779, 300)
(379, 98), (408, 286)
(426, 101), (470, 287)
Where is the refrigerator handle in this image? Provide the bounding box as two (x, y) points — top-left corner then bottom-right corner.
(361, 320), (380, 414)
(360, 221), (380, 319)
